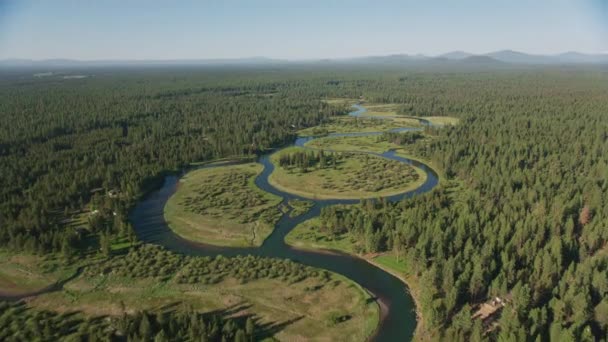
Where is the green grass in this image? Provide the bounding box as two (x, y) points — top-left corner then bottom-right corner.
(361, 103), (400, 117)
(189, 155), (256, 166)
(269, 146), (426, 200)
(287, 199), (314, 217)
(285, 219), (427, 339)
(305, 135), (397, 154)
(110, 238), (132, 252)
(0, 251), (77, 296)
(423, 116), (460, 125)
(164, 163), (282, 247)
(287, 217), (420, 277)
(29, 263), (379, 341)
(372, 254), (408, 274)
(298, 116), (420, 136)
(285, 217), (357, 254)
(321, 98), (360, 106)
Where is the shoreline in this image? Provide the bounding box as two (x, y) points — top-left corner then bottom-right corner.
(266, 151), (428, 201)
(365, 255), (428, 341)
(267, 173), (427, 201)
(288, 240), (426, 340)
(131, 103), (441, 341)
(163, 162), (281, 248)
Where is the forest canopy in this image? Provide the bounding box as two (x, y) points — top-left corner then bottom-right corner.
(0, 65), (607, 341)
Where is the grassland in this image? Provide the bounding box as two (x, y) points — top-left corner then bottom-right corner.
(287, 199), (315, 217)
(164, 163), (282, 247)
(298, 116), (420, 136)
(285, 219), (429, 340)
(269, 147), (424, 200)
(302, 134), (438, 185)
(0, 251), (77, 298)
(28, 247), (379, 342)
(423, 116), (460, 125)
(305, 135), (399, 154)
(361, 103), (401, 117)
(321, 98), (360, 106)
(286, 217), (357, 254)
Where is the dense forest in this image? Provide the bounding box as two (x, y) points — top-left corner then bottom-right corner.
(308, 69), (608, 340)
(0, 300), (257, 341)
(0, 70), (346, 254)
(277, 149), (339, 171)
(1, 66), (607, 340)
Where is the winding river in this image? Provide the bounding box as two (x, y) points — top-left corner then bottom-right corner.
(130, 104), (439, 341)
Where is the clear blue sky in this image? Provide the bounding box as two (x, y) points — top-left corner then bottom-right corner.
(0, 0), (606, 60)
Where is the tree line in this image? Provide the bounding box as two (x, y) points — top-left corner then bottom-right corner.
(0, 300), (257, 341)
(309, 69), (608, 340)
(277, 149), (339, 172)
(1, 66), (607, 340)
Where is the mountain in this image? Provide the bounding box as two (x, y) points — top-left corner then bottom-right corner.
(2, 51), (608, 68)
(555, 52), (608, 64)
(338, 54), (430, 64)
(485, 50), (549, 64)
(438, 51), (474, 60)
(0, 57), (289, 68)
(486, 50), (608, 64)
(461, 55), (503, 64)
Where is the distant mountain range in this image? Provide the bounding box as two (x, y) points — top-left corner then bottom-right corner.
(2, 50), (608, 68)
(342, 50), (608, 65)
(0, 57), (289, 68)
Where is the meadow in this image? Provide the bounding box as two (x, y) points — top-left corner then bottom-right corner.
(27, 245), (380, 341)
(269, 147), (423, 199)
(164, 163), (282, 247)
(298, 116), (421, 136)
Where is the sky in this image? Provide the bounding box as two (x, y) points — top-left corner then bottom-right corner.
(0, 0), (607, 60)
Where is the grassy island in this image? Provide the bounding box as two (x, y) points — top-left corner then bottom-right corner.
(268, 146), (426, 200)
(164, 163), (282, 247)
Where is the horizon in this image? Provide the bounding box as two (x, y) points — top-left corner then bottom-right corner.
(3, 49), (608, 63)
(1, 0), (607, 60)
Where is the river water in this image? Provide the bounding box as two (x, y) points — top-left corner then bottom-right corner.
(130, 104), (439, 341)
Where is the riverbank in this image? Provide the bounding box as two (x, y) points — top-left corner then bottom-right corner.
(268, 146), (426, 200)
(164, 163), (282, 247)
(367, 255), (429, 341)
(26, 246), (380, 342)
(131, 102), (440, 341)
(286, 231), (429, 340)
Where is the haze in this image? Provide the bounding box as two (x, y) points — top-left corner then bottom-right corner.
(1, 0), (607, 60)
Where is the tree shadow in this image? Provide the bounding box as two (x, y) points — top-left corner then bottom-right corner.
(200, 301), (305, 339)
(255, 315), (305, 340)
(2, 298), (304, 340)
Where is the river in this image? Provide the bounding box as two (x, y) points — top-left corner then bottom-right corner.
(130, 104), (439, 341)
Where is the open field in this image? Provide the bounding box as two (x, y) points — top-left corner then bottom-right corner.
(0, 251), (76, 297)
(422, 116), (460, 125)
(287, 199), (315, 217)
(298, 116), (420, 136)
(189, 155), (256, 167)
(306, 133), (445, 186)
(321, 98), (360, 106)
(164, 163), (282, 247)
(269, 147), (424, 200)
(361, 103), (400, 117)
(305, 135), (398, 154)
(286, 217), (358, 254)
(28, 247), (379, 342)
(286, 219), (430, 340)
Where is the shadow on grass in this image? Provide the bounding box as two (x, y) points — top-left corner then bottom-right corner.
(202, 301), (305, 339)
(1, 299), (303, 340)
